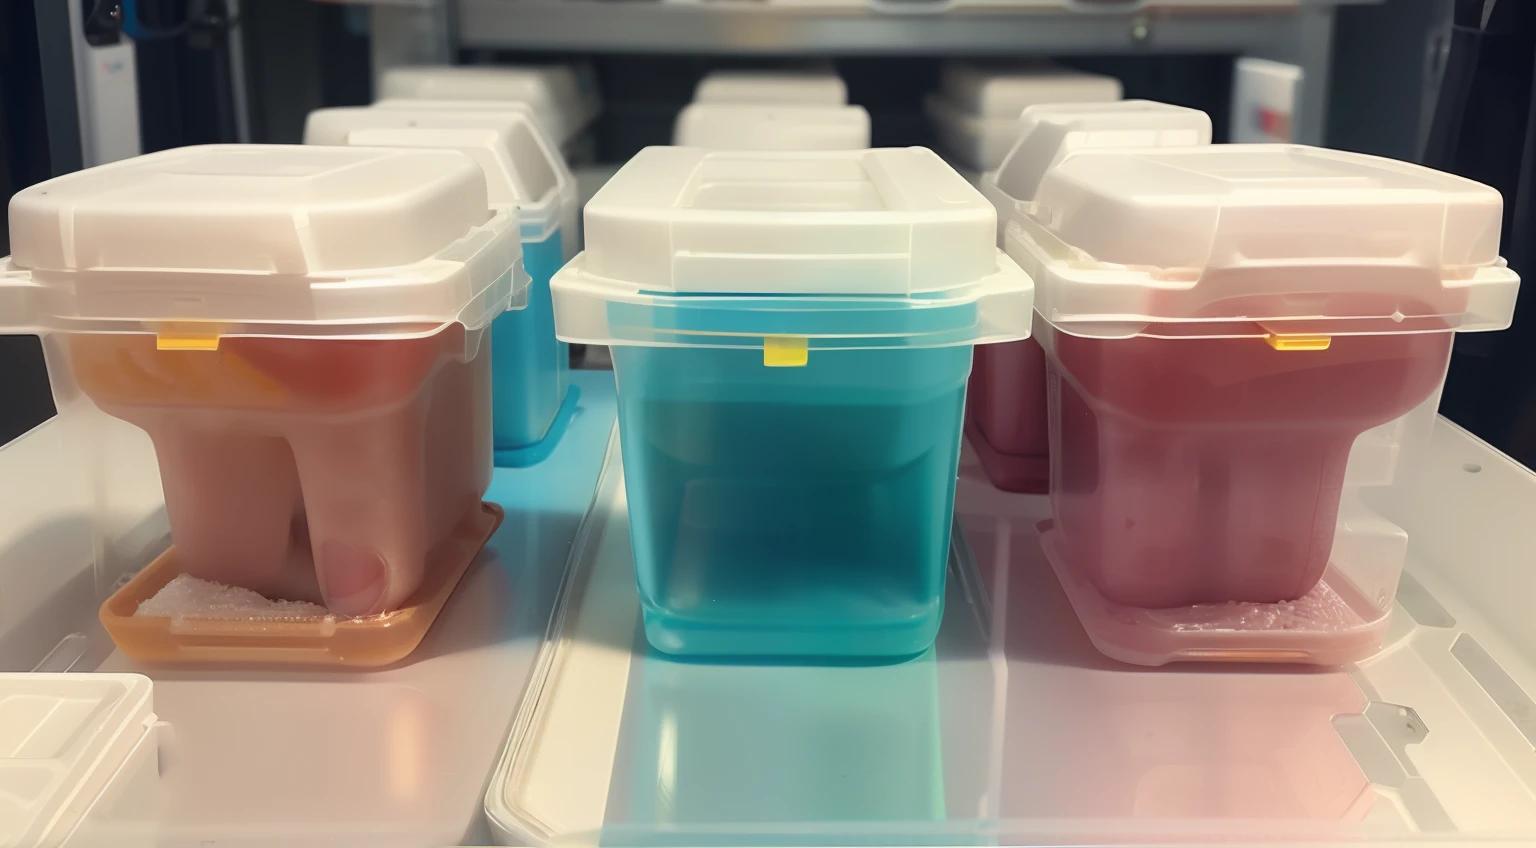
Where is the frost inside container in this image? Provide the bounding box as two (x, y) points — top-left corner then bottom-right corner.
(970, 100), (1214, 494)
(0, 145), (524, 659)
(552, 147), (1034, 657)
(1008, 144), (1519, 619)
(305, 105), (580, 464)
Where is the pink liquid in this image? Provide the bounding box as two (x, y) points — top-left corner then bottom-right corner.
(1046, 327), (1453, 609)
(70, 326), (492, 616)
(967, 339), (1050, 493)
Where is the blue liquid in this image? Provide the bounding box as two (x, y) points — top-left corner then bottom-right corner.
(611, 344), (972, 657)
(491, 231), (570, 460)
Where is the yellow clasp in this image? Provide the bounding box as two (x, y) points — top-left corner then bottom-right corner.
(763, 335), (808, 367)
(1265, 334), (1331, 352)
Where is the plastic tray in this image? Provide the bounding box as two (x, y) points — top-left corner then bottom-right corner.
(483, 425), (1536, 846)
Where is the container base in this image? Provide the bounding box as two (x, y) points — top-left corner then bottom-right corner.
(495, 385), (581, 468)
(99, 501), (504, 668)
(1039, 522), (1390, 667)
(965, 421), (1049, 495)
(640, 603), (942, 660)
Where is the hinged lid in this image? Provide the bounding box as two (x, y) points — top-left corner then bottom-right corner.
(552, 146), (1033, 351)
(1, 144), (522, 339)
(673, 103), (871, 151)
(693, 70), (848, 106)
(307, 104), (577, 256)
(377, 63), (602, 146)
(0, 673), (155, 848)
(940, 62), (1122, 118)
(1011, 144), (1519, 338)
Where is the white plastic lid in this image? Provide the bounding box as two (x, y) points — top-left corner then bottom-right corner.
(1011, 144), (1519, 338)
(377, 63), (602, 146)
(980, 100), (1212, 241)
(1, 144), (522, 339)
(673, 103), (871, 150)
(693, 70), (848, 106)
(940, 62), (1123, 118)
(307, 104), (577, 256)
(0, 673), (155, 848)
(553, 146), (1033, 351)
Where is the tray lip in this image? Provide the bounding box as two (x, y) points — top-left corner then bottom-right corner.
(97, 501), (503, 668)
(484, 424), (623, 845)
(1038, 522), (1391, 667)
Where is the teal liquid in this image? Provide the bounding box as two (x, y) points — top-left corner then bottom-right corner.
(611, 344), (971, 657)
(491, 231), (571, 457)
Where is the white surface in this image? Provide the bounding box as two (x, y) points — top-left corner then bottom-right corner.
(673, 103), (870, 150)
(1231, 57), (1303, 144)
(982, 100), (1213, 239)
(0, 145), (521, 339)
(692, 70), (847, 105)
(313, 104), (577, 259)
(0, 673), (155, 848)
(1010, 144), (1520, 337)
(377, 64), (602, 147)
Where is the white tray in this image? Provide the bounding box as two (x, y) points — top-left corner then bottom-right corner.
(484, 422), (1536, 846)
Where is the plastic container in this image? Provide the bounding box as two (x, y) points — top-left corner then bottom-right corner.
(376, 63), (602, 158)
(692, 69), (848, 105)
(0, 673), (158, 848)
(305, 105), (579, 463)
(970, 101), (1213, 493)
(925, 63), (1122, 171)
(1006, 143), (1519, 661)
(552, 146), (1033, 657)
(673, 103), (871, 150)
(0, 145), (524, 661)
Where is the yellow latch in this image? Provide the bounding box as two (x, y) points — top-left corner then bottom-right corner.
(156, 325), (222, 351)
(763, 335), (808, 367)
(1265, 334), (1331, 352)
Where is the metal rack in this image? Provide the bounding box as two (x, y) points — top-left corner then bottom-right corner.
(372, 0), (1348, 144)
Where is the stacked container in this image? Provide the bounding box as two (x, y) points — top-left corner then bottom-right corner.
(926, 62), (1122, 178)
(378, 63), (603, 163)
(305, 105), (579, 464)
(691, 69), (849, 106)
(0, 145), (523, 664)
(553, 146), (1034, 657)
(998, 127), (1519, 665)
(673, 102), (871, 150)
(971, 101), (1213, 493)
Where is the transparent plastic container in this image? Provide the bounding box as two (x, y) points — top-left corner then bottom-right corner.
(673, 103), (871, 150)
(1005, 142), (1519, 658)
(0, 145), (524, 634)
(691, 69), (848, 105)
(970, 101), (1214, 493)
(925, 62), (1123, 171)
(376, 63), (602, 157)
(305, 106), (579, 463)
(552, 146), (1034, 657)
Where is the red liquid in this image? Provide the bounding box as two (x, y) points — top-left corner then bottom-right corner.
(1046, 327), (1453, 609)
(967, 339), (1051, 493)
